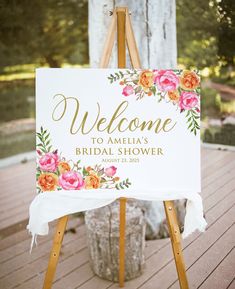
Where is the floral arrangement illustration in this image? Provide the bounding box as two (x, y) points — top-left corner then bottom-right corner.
(108, 69), (200, 135)
(36, 127), (131, 193)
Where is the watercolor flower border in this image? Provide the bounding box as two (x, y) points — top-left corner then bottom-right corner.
(36, 127), (131, 193)
(108, 69), (200, 135)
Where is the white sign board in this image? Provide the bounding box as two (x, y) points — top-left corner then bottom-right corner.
(36, 68), (201, 199)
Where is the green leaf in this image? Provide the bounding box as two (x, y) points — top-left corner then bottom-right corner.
(150, 86), (156, 95)
(82, 167), (89, 176)
(188, 122), (193, 129)
(115, 72), (120, 79)
(115, 178), (131, 190)
(134, 86), (142, 94)
(45, 133), (50, 141)
(37, 135), (43, 142)
(120, 71), (124, 77)
(98, 168), (104, 176)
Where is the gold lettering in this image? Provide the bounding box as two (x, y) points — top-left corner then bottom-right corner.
(52, 95), (177, 135)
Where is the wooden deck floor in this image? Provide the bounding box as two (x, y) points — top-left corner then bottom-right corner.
(0, 147), (234, 289)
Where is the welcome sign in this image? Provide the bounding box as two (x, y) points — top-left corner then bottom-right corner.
(36, 68), (201, 198)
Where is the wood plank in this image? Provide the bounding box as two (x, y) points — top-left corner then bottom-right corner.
(135, 205), (234, 289)
(202, 158), (235, 187)
(0, 197), (33, 216)
(0, 217), (81, 263)
(228, 280), (235, 289)
(0, 222), (85, 279)
(53, 263), (93, 289)
(11, 247), (89, 289)
(0, 185), (34, 201)
(76, 185), (235, 289)
(202, 151), (234, 175)
(0, 226), (87, 288)
(0, 164), (34, 184)
(202, 171), (234, 200)
(203, 180), (235, 212)
(198, 248), (235, 289)
(169, 225), (235, 289)
(201, 150), (231, 173)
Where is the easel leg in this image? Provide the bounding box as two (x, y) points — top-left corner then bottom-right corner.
(42, 216), (69, 289)
(119, 197), (127, 287)
(116, 7), (126, 68)
(117, 8), (127, 287)
(164, 201), (189, 289)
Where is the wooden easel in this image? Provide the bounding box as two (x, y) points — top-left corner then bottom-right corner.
(42, 7), (189, 289)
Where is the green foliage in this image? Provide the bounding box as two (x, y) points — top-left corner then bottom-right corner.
(0, 130), (35, 158)
(201, 87), (235, 120)
(217, 0), (235, 67)
(203, 124), (235, 146)
(36, 127), (52, 153)
(0, 0), (88, 68)
(201, 87), (221, 119)
(115, 178), (131, 190)
(177, 0), (235, 70)
(0, 79), (34, 122)
(177, 0), (218, 69)
(108, 71), (124, 83)
(186, 109), (200, 136)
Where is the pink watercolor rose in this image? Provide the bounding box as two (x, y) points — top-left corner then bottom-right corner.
(39, 152), (59, 172)
(59, 171), (84, 190)
(122, 85), (134, 96)
(154, 70), (179, 91)
(105, 166), (117, 177)
(179, 91), (199, 110)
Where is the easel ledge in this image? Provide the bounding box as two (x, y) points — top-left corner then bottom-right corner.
(42, 7), (189, 289)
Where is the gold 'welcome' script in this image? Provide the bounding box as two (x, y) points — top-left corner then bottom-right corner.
(52, 94), (177, 135)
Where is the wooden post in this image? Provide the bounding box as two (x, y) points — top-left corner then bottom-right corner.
(164, 201), (189, 289)
(42, 216), (68, 289)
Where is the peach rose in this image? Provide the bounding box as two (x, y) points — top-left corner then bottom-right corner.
(168, 90), (180, 102)
(180, 70), (200, 90)
(59, 171), (84, 190)
(58, 161), (71, 174)
(138, 70), (154, 89)
(122, 85), (134, 96)
(85, 174), (100, 189)
(105, 166), (117, 177)
(179, 91), (199, 110)
(39, 152), (59, 172)
(154, 70), (179, 91)
(38, 173), (58, 192)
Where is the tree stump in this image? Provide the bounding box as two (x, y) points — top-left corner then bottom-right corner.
(85, 200), (146, 282)
(137, 200), (186, 240)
